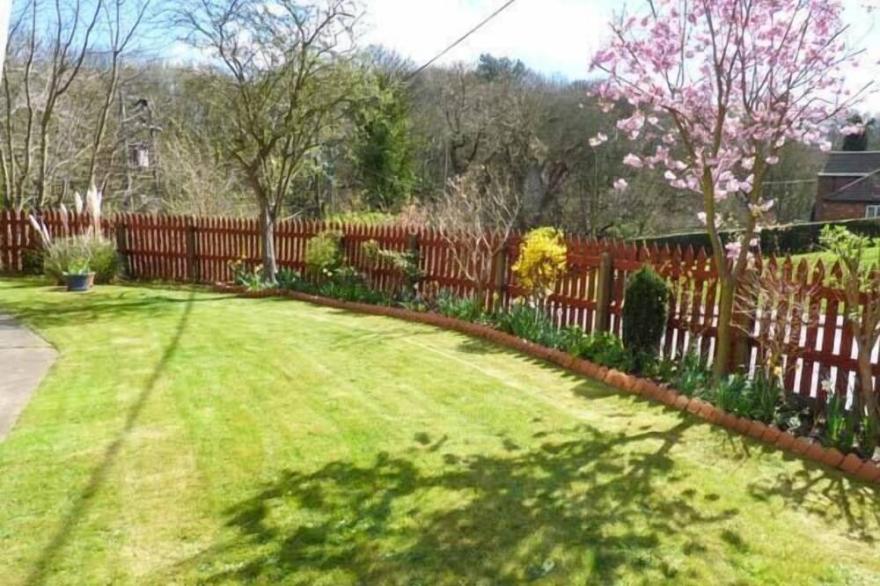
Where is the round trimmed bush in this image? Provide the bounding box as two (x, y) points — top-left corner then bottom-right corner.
(622, 266), (669, 362)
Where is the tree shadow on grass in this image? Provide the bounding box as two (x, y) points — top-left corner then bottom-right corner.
(0, 287), (226, 331)
(746, 462), (880, 542)
(24, 291), (196, 586)
(169, 418), (752, 584)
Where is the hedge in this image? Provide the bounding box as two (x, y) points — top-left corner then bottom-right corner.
(633, 217), (880, 255)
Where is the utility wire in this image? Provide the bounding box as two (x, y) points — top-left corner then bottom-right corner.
(405, 0), (519, 81)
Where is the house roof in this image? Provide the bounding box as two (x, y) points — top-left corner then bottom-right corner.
(819, 151), (880, 176)
(825, 171), (880, 203)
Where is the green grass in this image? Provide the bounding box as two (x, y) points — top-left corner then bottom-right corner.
(0, 278), (878, 585)
(789, 245), (880, 269)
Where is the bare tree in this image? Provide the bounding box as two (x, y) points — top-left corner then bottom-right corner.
(85, 0), (151, 187)
(1, 0), (104, 210)
(733, 263), (819, 389)
(0, 2), (11, 86)
(431, 166), (521, 311)
(176, 0), (361, 282)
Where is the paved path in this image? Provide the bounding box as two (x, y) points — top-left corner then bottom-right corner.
(0, 314), (56, 440)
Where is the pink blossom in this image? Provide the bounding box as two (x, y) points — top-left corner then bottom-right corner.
(613, 178), (629, 192)
(725, 241), (742, 262)
(589, 0), (860, 240)
(623, 154), (643, 168)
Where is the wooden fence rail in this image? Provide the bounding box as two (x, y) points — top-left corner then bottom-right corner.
(1, 209), (877, 406)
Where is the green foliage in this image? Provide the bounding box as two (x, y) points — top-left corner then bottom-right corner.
(228, 259), (267, 291)
(512, 227), (567, 300)
(324, 211), (395, 225)
(493, 300), (561, 348)
(705, 370), (781, 423)
(674, 352), (710, 397)
(305, 231), (344, 279)
(353, 78), (416, 212)
(712, 375), (749, 414)
(825, 391), (855, 451)
(748, 373), (782, 423)
(361, 239), (423, 298)
(21, 249), (44, 275)
(317, 266), (390, 304)
(820, 225), (880, 283)
(568, 330), (634, 371)
(436, 290), (484, 322)
(276, 268), (304, 291)
(858, 413), (879, 455)
(43, 236), (118, 283)
(636, 217), (880, 256)
(622, 267), (669, 367)
(475, 53), (527, 82)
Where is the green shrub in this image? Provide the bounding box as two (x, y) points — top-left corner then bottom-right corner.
(494, 300), (561, 347)
(276, 268), (304, 290)
(43, 235), (118, 284)
(712, 374), (748, 413)
(318, 266), (388, 304)
(622, 267), (669, 369)
(568, 331), (633, 371)
(674, 352), (710, 397)
(305, 231), (344, 279)
(746, 373), (782, 423)
(512, 227), (567, 302)
(361, 239), (423, 299)
(436, 290), (484, 322)
(633, 217), (880, 255)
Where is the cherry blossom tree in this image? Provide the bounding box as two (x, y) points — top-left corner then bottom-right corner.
(590, 0), (869, 377)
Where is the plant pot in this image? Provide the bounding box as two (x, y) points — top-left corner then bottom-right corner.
(64, 272), (95, 292)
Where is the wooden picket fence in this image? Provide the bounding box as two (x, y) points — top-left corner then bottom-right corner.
(1, 209), (877, 406)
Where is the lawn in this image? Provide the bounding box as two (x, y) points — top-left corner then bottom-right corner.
(0, 279), (878, 585)
(790, 245), (880, 269)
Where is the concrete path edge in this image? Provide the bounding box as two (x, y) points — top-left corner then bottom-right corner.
(0, 313), (56, 440)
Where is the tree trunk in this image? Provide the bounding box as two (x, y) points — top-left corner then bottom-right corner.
(713, 276), (736, 380)
(259, 203), (277, 284)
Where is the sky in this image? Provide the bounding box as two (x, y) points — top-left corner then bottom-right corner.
(361, 0), (880, 112)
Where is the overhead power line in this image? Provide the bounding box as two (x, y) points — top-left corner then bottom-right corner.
(405, 0), (519, 81)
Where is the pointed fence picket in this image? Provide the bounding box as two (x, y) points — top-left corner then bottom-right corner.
(1, 209), (877, 409)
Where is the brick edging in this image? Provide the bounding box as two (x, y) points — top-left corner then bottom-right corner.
(213, 283), (880, 486)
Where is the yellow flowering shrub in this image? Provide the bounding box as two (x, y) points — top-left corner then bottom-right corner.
(512, 227), (567, 300)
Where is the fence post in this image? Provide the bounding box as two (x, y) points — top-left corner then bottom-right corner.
(595, 251), (614, 332)
(490, 239), (510, 312)
(115, 223), (132, 279)
(186, 223), (199, 283)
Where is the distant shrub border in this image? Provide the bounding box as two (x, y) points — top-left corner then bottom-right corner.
(213, 282), (880, 486)
(634, 217), (880, 255)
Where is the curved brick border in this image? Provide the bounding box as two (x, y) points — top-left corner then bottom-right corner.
(213, 283), (880, 487)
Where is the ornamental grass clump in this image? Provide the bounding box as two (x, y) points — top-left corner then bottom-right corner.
(30, 182), (119, 284)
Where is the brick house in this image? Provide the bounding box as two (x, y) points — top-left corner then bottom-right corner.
(814, 151), (880, 221)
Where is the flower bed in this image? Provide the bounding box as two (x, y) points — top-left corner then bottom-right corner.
(213, 282), (880, 486)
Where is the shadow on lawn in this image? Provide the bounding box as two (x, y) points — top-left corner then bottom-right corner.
(746, 462), (880, 542)
(171, 418), (752, 584)
(24, 290), (196, 586)
(0, 283), (226, 330)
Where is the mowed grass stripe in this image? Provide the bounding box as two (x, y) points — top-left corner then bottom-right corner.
(0, 279), (877, 585)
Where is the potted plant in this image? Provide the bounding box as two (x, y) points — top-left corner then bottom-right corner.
(63, 258), (95, 292)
